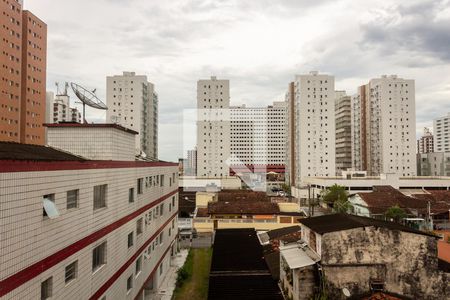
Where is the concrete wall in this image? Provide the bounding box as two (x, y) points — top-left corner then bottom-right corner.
(321, 227), (449, 299)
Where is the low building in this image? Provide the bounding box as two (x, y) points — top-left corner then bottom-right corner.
(349, 186), (450, 229)
(0, 127), (179, 299)
(293, 173), (450, 202)
(279, 214), (449, 300)
(193, 197), (304, 232)
(417, 152), (450, 176)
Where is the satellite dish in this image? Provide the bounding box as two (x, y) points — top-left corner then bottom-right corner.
(342, 288), (351, 297)
(70, 82), (107, 123)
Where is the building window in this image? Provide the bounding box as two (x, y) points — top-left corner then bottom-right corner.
(160, 203), (164, 216)
(160, 175), (164, 187)
(66, 189), (79, 209)
(93, 184), (107, 210)
(129, 188), (135, 203)
(41, 277), (52, 300)
(126, 275), (133, 293)
(43, 194), (59, 219)
(128, 232), (134, 248)
(65, 261), (78, 284)
(137, 178), (143, 194)
(172, 196), (175, 207)
(136, 218), (143, 235)
(159, 232), (164, 245)
(92, 241), (107, 272)
(135, 256), (142, 275)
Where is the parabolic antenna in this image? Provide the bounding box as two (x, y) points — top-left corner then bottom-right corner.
(70, 82), (107, 123)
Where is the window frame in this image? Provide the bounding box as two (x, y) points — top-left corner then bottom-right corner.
(66, 189), (79, 209)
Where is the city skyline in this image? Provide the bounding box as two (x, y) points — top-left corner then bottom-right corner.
(25, 0), (450, 161)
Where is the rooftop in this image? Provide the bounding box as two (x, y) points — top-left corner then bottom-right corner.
(0, 141), (86, 161)
(44, 123), (138, 135)
(208, 229), (283, 300)
(208, 200), (279, 215)
(298, 213), (437, 238)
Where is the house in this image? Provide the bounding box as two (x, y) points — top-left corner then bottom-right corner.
(349, 186), (450, 229)
(279, 213), (449, 300)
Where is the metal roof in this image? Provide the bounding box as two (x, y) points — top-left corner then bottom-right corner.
(280, 243), (320, 269)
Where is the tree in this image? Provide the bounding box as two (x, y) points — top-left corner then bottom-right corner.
(320, 184), (352, 213)
(385, 205), (407, 222)
(321, 184), (348, 204)
(281, 183), (291, 194)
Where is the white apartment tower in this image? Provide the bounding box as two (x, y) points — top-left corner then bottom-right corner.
(229, 102), (286, 169)
(287, 71), (336, 185)
(434, 113), (450, 152)
(196, 76), (231, 178)
(351, 75), (416, 176)
(417, 127), (434, 154)
(106, 72), (158, 160)
(46, 91), (81, 124)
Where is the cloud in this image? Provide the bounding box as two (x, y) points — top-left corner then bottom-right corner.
(25, 0), (450, 160)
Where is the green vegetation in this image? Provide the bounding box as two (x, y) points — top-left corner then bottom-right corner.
(385, 205), (407, 222)
(320, 184), (352, 213)
(281, 183), (291, 195)
(172, 248), (212, 300)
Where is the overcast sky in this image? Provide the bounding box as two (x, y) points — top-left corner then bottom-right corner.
(27, 0), (450, 161)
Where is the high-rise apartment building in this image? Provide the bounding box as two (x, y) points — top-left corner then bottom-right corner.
(417, 127), (434, 154)
(335, 91), (352, 175)
(106, 72), (158, 159)
(196, 76), (230, 178)
(186, 148), (197, 176)
(46, 91), (81, 124)
(286, 71), (336, 185)
(434, 112), (450, 152)
(229, 102), (286, 173)
(0, 1), (47, 144)
(351, 75), (416, 176)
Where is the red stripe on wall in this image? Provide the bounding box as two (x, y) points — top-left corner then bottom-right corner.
(90, 214), (178, 300)
(0, 160), (178, 173)
(133, 235), (178, 300)
(0, 189), (178, 297)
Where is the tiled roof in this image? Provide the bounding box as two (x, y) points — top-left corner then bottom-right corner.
(298, 213), (437, 237)
(0, 141), (86, 161)
(357, 186), (450, 214)
(208, 200), (279, 215)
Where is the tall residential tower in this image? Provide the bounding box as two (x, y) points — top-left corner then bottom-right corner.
(351, 75), (416, 176)
(0, 1), (47, 144)
(106, 72), (158, 159)
(196, 76), (230, 178)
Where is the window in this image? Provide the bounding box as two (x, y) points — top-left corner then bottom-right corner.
(159, 232), (164, 245)
(135, 256), (142, 275)
(128, 232), (134, 248)
(67, 189), (79, 209)
(127, 275), (133, 293)
(92, 241), (107, 272)
(43, 194), (59, 219)
(41, 277), (52, 300)
(93, 185), (107, 210)
(160, 175), (164, 187)
(136, 218), (143, 235)
(137, 178), (143, 194)
(172, 196), (175, 207)
(129, 188), (135, 203)
(65, 261), (78, 284)
(160, 203), (164, 216)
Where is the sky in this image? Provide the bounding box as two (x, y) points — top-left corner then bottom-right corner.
(26, 0), (450, 162)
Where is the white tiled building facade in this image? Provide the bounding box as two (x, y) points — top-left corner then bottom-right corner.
(434, 112), (450, 152)
(106, 72), (158, 159)
(288, 71), (336, 185)
(196, 76), (231, 178)
(417, 152), (450, 176)
(0, 127), (178, 300)
(229, 102), (286, 168)
(351, 75), (416, 176)
(0, 160), (179, 300)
